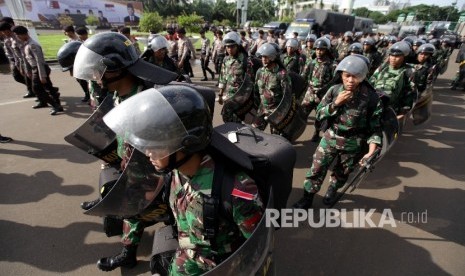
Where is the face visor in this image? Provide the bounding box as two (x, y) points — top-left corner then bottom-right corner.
(73, 46), (107, 81)
(103, 88), (188, 160)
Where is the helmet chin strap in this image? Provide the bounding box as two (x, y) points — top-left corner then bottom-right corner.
(155, 152), (193, 175)
(101, 70), (128, 88)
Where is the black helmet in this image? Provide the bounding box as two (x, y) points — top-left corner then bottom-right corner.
(336, 54), (370, 80)
(416, 43), (436, 54)
(348, 42), (363, 54)
(402, 36), (415, 47)
(314, 37), (330, 49)
(103, 85), (213, 159)
(73, 32), (177, 84)
(412, 39), (425, 47)
(363, 38), (375, 46)
(57, 41), (81, 72)
(388, 41), (411, 56)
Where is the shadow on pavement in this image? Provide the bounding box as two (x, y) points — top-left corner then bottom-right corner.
(0, 171), (94, 204)
(0, 139), (98, 164)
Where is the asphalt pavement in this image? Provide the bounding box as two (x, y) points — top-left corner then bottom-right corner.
(0, 54), (464, 276)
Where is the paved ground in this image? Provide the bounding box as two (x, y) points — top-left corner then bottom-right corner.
(0, 53), (464, 276)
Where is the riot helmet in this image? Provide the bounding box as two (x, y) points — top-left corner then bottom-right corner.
(222, 31), (241, 46)
(314, 37), (330, 49)
(387, 36), (398, 44)
(306, 34), (317, 42)
(73, 32), (177, 84)
(363, 38), (375, 46)
(286, 38), (299, 50)
(256, 42), (280, 61)
(57, 41), (81, 72)
(388, 41), (411, 56)
(348, 42), (363, 54)
(416, 43), (436, 54)
(336, 54), (369, 80)
(344, 31), (354, 38)
(148, 34), (169, 52)
(412, 39), (425, 47)
(103, 85), (213, 160)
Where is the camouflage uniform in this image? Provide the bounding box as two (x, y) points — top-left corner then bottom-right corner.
(300, 57), (336, 118)
(218, 52), (255, 123)
(169, 155), (263, 276)
(363, 49), (383, 77)
(303, 83), (383, 193)
(281, 52), (305, 74)
(253, 64), (292, 133)
(336, 41), (351, 61)
(302, 47), (315, 60)
(370, 63), (416, 114)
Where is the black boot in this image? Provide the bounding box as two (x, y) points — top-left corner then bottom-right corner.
(200, 76), (208, 81)
(323, 185), (337, 205)
(292, 191), (315, 209)
(210, 71), (215, 80)
(80, 198), (101, 210)
(97, 245), (138, 271)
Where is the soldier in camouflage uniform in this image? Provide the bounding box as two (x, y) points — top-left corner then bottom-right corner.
(347, 42), (363, 56)
(293, 54), (383, 209)
(12, 26), (63, 115)
(73, 32), (178, 272)
(300, 37), (337, 142)
(335, 31), (353, 61)
(103, 87), (264, 276)
(302, 34), (317, 59)
(362, 38), (383, 77)
(412, 43), (436, 95)
(370, 41), (417, 119)
(253, 42), (292, 134)
(218, 31), (255, 123)
(281, 38), (306, 74)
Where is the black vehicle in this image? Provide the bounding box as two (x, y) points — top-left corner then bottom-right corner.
(263, 21), (289, 33)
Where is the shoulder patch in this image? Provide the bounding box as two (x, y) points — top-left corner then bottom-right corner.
(231, 188), (255, 200)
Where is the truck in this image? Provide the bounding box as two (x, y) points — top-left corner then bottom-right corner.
(354, 16), (374, 34)
(376, 23), (401, 36)
(284, 9), (355, 41)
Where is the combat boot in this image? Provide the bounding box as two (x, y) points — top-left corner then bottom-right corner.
(97, 245), (138, 271)
(80, 198), (101, 210)
(292, 191), (315, 209)
(323, 185), (337, 205)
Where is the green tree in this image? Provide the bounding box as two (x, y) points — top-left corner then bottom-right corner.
(177, 13), (204, 34)
(139, 12), (164, 33)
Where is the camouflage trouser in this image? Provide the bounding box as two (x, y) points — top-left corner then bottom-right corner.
(303, 134), (362, 193)
(169, 249), (217, 276)
(253, 114), (282, 136)
(121, 201), (171, 246)
(300, 91), (320, 118)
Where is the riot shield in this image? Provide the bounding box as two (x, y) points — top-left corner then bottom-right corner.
(204, 189), (274, 276)
(265, 87), (306, 143)
(64, 95), (121, 166)
(439, 57), (449, 75)
(412, 85), (433, 126)
(288, 71), (306, 100)
(222, 76), (256, 120)
(84, 149), (165, 218)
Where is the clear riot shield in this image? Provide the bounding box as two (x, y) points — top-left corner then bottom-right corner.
(288, 71), (306, 101)
(439, 57), (449, 75)
(412, 85), (433, 126)
(222, 76), (256, 119)
(204, 189), (274, 276)
(398, 89), (419, 134)
(265, 85), (306, 143)
(64, 95), (121, 166)
(84, 148), (166, 218)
